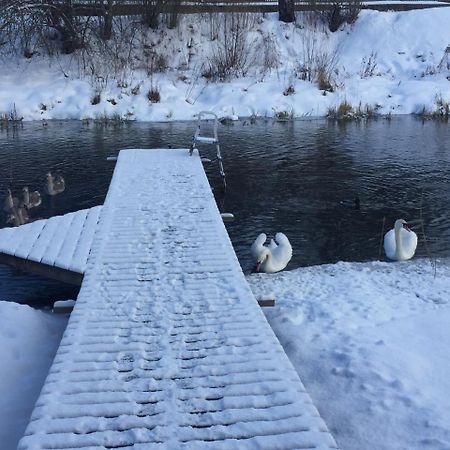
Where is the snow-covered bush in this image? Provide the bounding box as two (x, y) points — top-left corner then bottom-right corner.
(298, 30), (338, 91)
(206, 13), (256, 81)
(360, 52), (378, 78)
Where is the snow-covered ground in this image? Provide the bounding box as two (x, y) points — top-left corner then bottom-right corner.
(4, 258), (450, 450)
(248, 259), (450, 450)
(0, 302), (67, 450)
(1, 8), (450, 121)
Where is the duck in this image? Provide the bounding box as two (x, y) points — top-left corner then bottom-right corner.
(251, 232), (293, 273)
(46, 172), (65, 195)
(3, 189), (19, 212)
(21, 186), (42, 209)
(384, 218), (417, 261)
(340, 195), (360, 210)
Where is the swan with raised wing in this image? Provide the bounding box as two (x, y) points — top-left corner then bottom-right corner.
(384, 219), (417, 261)
(251, 232), (293, 273)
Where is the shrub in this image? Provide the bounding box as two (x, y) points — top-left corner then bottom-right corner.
(91, 93), (101, 105)
(273, 108), (294, 121)
(299, 32), (337, 91)
(283, 85), (296, 96)
(258, 34), (279, 74)
(146, 50), (168, 73)
(147, 86), (161, 103)
(131, 83), (142, 95)
(360, 52), (378, 78)
(0, 104), (23, 122)
(325, 0), (361, 32)
(317, 66), (333, 91)
(207, 13), (255, 81)
(418, 95), (450, 120)
(327, 101), (380, 120)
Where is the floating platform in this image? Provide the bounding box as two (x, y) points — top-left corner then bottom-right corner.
(0, 206), (102, 284)
(18, 149), (337, 450)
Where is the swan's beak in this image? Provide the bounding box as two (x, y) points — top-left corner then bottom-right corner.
(255, 262), (262, 272)
(403, 223), (411, 232)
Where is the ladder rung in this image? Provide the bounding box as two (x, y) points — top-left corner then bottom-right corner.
(195, 136), (218, 144)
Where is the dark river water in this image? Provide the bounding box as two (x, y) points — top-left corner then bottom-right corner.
(1, 117), (450, 306)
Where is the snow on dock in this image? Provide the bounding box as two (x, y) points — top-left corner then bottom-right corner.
(18, 148), (337, 450)
(0, 206), (102, 284)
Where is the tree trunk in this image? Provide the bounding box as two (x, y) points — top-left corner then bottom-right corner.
(101, 0), (113, 40)
(278, 0), (295, 23)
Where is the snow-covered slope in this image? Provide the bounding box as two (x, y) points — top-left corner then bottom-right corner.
(1, 9), (449, 121)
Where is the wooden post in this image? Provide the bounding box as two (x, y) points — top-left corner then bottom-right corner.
(167, 0), (180, 29)
(53, 300), (76, 314)
(257, 296), (276, 307)
(143, 0), (163, 29)
(220, 213), (235, 223)
(278, 0), (295, 23)
(101, 0), (114, 40)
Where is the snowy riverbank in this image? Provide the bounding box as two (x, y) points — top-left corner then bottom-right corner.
(248, 258), (450, 450)
(0, 302), (67, 450)
(1, 9), (450, 121)
(3, 258), (450, 449)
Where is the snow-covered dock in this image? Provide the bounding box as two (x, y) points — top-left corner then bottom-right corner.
(18, 148), (336, 450)
(0, 206), (102, 284)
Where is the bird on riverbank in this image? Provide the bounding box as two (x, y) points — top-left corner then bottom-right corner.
(21, 186), (42, 209)
(45, 172), (65, 195)
(251, 232), (293, 273)
(384, 218), (417, 261)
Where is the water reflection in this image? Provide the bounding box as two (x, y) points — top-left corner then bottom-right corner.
(1, 117), (450, 305)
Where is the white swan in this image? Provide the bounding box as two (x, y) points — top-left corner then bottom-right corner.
(251, 232), (293, 273)
(46, 172), (65, 195)
(21, 186), (42, 209)
(384, 219), (417, 261)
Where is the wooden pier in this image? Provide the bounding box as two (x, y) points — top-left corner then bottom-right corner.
(15, 148), (337, 450)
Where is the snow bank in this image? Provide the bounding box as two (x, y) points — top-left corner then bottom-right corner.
(1, 9), (450, 121)
(0, 302), (67, 450)
(247, 259), (450, 450)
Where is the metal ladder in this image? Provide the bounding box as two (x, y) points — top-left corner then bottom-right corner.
(190, 111), (226, 189)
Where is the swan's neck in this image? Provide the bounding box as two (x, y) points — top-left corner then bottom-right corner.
(260, 251), (271, 270)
